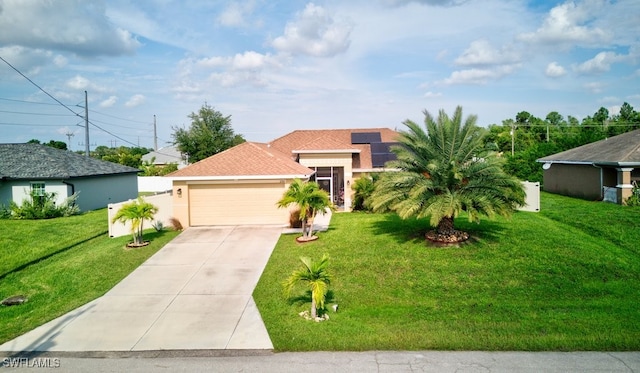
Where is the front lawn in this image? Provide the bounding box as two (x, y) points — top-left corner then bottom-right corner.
(253, 193), (640, 351)
(0, 210), (180, 344)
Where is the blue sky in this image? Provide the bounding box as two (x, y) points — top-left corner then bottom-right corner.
(1, 0), (638, 150)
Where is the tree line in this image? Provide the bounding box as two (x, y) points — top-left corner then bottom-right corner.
(486, 102), (640, 182)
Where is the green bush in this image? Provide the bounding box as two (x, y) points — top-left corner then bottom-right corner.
(626, 181), (640, 207)
(9, 190), (80, 219)
(351, 175), (375, 211)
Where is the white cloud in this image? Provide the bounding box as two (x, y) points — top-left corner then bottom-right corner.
(217, 1), (256, 27)
(271, 3), (352, 57)
(545, 62), (567, 78)
(380, 0), (469, 6)
(0, 0), (140, 56)
(517, 1), (611, 48)
(65, 75), (110, 93)
(454, 39), (520, 66)
(441, 65), (520, 85)
(125, 94), (145, 108)
(100, 96), (118, 108)
(573, 51), (625, 75)
(584, 82), (605, 94)
(424, 91), (442, 98)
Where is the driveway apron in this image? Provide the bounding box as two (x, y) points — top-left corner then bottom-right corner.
(0, 226), (281, 353)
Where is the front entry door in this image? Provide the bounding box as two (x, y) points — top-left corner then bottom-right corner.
(316, 177), (333, 203)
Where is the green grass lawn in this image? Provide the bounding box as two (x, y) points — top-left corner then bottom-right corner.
(0, 210), (180, 344)
(253, 193), (640, 351)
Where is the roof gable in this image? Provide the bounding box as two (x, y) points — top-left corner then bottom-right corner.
(538, 129), (640, 165)
(167, 142), (314, 178)
(0, 143), (140, 179)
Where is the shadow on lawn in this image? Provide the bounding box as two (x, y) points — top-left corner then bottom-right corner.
(0, 230), (108, 282)
(370, 214), (505, 245)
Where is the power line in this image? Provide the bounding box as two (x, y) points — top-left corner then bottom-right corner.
(0, 109), (76, 117)
(0, 56), (84, 120)
(0, 97), (66, 106)
(89, 108), (150, 125)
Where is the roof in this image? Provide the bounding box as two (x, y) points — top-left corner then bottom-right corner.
(538, 128), (640, 166)
(0, 143), (140, 180)
(141, 145), (185, 164)
(167, 142), (314, 178)
(268, 128), (399, 169)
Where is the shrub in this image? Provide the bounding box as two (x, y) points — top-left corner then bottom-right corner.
(351, 175), (375, 211)
(289, 209), (303, 228)
(9, 190), (80, 219)
(169, 217), (183, 231)
(626, 181), (640, 207)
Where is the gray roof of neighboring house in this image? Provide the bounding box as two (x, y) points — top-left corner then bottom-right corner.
(141, 145), (185, 164)
(537, 128), (640, 166)
(0, 143), (140, 180)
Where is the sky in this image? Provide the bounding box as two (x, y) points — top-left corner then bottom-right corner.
(1, 0), (639, 151)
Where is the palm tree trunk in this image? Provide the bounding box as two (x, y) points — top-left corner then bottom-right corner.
(310, 298), (317, 319)
(436, 216), (455, 235)
(307, 210), (316, 238)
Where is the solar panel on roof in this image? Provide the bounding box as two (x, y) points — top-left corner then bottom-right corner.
(372, 153), (397, 168)
(371, 142), (400, 167)
(351, 132), (382, 144)
(370, 142), (400, 153)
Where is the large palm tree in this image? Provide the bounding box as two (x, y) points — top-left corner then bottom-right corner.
(111, 197), (159, 246)
(277, 179), (333, 241)
(371, 106), (525, 243)
(282, 254), (332, 319)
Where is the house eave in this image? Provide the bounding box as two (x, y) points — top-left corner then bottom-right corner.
(353, 167), (400, 173)
(168, 174), (314, 181)
(293, 149), (361, 154)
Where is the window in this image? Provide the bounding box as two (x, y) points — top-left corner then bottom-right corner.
(30, 182), (46, 196)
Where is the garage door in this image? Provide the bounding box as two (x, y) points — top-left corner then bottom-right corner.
(189, 183), (288, 225)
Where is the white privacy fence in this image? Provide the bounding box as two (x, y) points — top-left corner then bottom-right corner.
(520, 181), (540, 212)
(138, 176), (172, 193)
(108, 192), (174, 238)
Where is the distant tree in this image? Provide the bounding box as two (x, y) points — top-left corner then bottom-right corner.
(172, 103), (245, 163)
(27, 139), (67, 150)
(91, 146), (150, 168)
(46, 140), (67, 150)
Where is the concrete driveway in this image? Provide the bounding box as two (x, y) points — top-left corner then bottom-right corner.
(0, 226), (281, 354)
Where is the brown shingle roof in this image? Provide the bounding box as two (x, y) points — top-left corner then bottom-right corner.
(538, 128), (640, 166)
(168, 142), (313, 178)
(269, 128), (399, 169)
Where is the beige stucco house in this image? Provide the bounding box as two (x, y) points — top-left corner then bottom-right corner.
(168, 128), (399, 227)
(537, 128), (640, 204)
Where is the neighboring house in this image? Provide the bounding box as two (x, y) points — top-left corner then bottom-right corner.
(537, 128), (640, 204)
(0, 143), (140, 211)
(168, 128), (399, 227)
(141, 145), (188, 169)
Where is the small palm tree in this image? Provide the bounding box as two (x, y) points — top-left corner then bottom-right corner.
(282, 254), (332, 319)
(112, 197), (159, 246)
(277, 179), (333, 241)
(371, 106), (525, 243)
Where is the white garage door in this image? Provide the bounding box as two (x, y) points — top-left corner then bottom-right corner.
(189, 183), (288, 225)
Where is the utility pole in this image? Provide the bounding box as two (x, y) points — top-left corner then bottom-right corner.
(84, 90), (89, 157)
(153, 115), (158, 151)
(510, 122), (515, 156)
(65, 131), (75, 151)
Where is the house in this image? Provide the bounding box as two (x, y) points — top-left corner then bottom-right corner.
(0, 143), (140, 211)
(141, 145), (188, 169)
(537, 128), (640, 204)
(168, 128), (399, 227)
